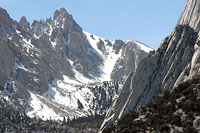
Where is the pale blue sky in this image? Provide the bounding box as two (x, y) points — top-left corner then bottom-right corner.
(0, 0), (187, 49)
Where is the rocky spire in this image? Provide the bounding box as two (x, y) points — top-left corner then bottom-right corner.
(0, 8), (13, 26)
(0, 8), (10, 20)
(0, 8), (16, 38)
(19, 16), (30, 29)
(52, 8), (82, 33)
(53, 8), (69, 20)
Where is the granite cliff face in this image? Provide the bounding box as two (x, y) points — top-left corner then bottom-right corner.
(101, 0), (200, 130)
(0, 8), (151, 120)
(111, 40), (151, 81)
(178, 0), (200, 32)
(103, 78), (200, 133)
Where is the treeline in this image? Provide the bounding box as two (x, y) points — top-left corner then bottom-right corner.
(103, 78), (200, 133)
(0, 98), (99, 132)
(66, 113), (105, 129)
(0, 97), (68, 132)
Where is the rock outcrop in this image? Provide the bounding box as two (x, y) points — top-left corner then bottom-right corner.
(19, 16), (30, 29)
(103, 78), (200, 133)
(101, 0), (200, 130)
(178, 0), (200, 32)
(111, 40), (150, 81)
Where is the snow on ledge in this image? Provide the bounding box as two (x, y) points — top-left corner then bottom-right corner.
(27, 91), (63, 121)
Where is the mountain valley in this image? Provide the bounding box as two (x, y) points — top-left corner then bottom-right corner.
(1, 0), (200, 132)
(0, 7), (151, 122)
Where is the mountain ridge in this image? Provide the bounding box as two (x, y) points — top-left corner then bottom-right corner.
(0, 7), (152, 121)
(103, 77), (200, 132)
(101, 0), (200, 130)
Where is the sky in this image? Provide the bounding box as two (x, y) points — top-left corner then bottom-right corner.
(0, 0), (187, 49)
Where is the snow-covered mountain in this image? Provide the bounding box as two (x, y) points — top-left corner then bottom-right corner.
(0, 7), (152, 121)
(101, 0), (200, 130)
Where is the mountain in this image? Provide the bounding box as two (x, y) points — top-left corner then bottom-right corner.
(103, 78), (200, 133)
(101, 0), (200, 130)
(0, 7), (152, 121)
(0, 97), (99, 133)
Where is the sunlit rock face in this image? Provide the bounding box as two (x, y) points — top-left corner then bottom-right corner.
(178, 0), (200, 32)
(101, 0), (200, 130)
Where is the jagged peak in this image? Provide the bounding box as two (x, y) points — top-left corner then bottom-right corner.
(19, 16), (30, 29)
(53, 8), (70, 20)
(0, 7), (16, 35)
(31, 20), (39, 28)
(52, 8), (82, 33)
(19, 16), (28, 22)
(60, 8), (69, 15)
(113, 39), (124, 44)
(0, 7), (11, 22)
(46, 17), (52, 24)
(0, 7), (9, 17)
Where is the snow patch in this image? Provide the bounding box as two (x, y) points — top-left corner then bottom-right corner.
(100, 47), (122, 81)
(84, 31), (123, 81)
(13, 62), (36, 74)
(27, 91), (63, 121)
(17, 98), (24, 105)
(83, 31), (107, 58)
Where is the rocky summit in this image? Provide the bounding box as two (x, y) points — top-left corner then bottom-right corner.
(0, 7), (151, 121)
(101, 0), (200, 131)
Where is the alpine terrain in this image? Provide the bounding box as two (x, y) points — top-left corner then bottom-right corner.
(103, 78), (200, 132)
(0, 7), (152, 122)
(101, 0), (200, 132)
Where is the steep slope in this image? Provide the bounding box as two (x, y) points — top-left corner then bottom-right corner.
(103, 78), (200, 133)
(178, 0), (200, 32)
(0, 7), (151, 121)
(0, 98), (98, 133)
(101, 0), (200, 130)
(83, 32), (152, 81)
(175, 0), (200, 83)
(111, 40), (152, 81)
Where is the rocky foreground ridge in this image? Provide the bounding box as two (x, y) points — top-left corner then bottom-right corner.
(103, 78), (200, 133)
(101, 0), (200, 130)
